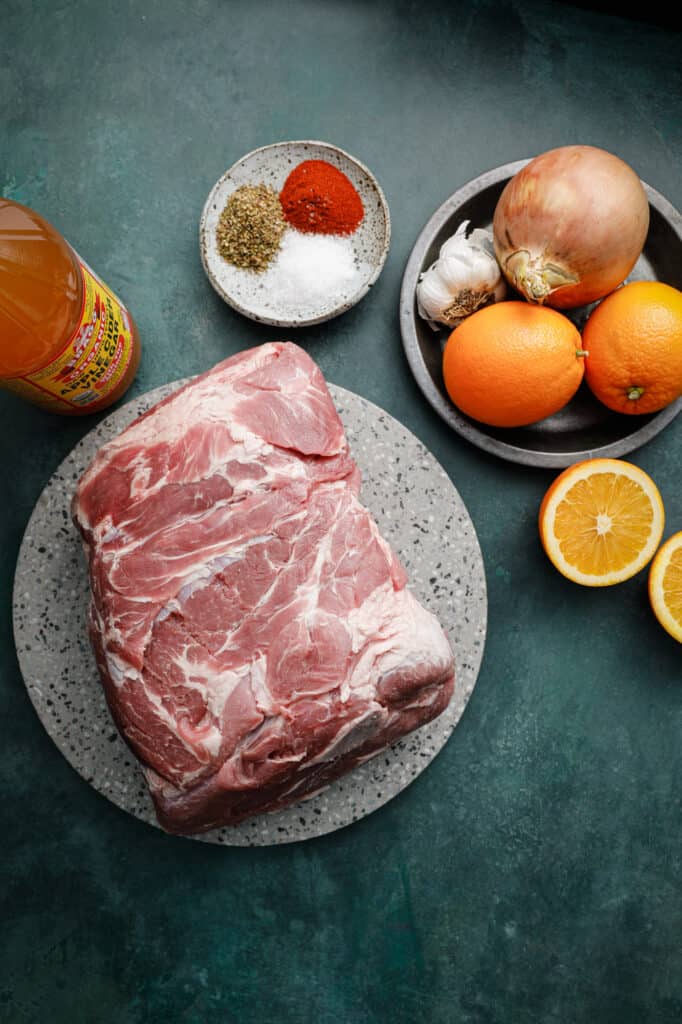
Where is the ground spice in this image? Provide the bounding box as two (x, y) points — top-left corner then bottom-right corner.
(216, 183), (285, 271)
(279, 160), (364, 236)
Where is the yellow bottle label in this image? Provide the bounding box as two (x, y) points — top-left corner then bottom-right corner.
(2, 259), (136, 412)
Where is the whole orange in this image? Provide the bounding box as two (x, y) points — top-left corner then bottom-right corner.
(583, 281), (682, 414)
(442, 301), (585, 428)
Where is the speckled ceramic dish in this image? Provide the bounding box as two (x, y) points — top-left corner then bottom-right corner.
(13, 381), (486, 846)
(200, 141), (391, 327)
(400, 161), (682, 468)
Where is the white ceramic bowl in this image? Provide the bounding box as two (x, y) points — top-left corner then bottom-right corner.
(199, 140), (391, 327)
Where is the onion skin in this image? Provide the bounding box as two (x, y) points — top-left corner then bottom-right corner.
(493, 145), (650, 309)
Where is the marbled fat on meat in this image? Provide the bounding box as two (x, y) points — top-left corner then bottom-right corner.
(72, 342), (455, 834)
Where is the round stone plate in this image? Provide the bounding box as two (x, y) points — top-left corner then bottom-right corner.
(400, 160), (682, 468)
(200, 140), (391, 327)
(13, 381), (486, 846)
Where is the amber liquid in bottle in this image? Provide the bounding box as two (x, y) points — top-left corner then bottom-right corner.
(0, 198), (141, 415)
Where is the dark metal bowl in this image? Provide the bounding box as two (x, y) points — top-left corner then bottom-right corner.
(400, 160), (682, 468)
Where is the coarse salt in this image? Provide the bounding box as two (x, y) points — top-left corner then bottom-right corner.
(258, 229), (368, 316)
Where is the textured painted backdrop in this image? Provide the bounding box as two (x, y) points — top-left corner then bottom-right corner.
(1, 2), (681, 1022)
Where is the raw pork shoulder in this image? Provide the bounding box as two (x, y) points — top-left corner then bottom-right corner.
(72, 342), (455, 834)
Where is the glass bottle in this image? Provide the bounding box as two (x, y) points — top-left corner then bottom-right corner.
(0, 197), (141, 414)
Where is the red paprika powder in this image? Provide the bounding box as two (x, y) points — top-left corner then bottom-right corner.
(280, 160), (364, 235)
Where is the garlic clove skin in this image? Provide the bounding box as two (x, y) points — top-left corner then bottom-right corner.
(415, 220), (507, 328)
(437, 250), (500, 293)
(416, 264), (457, 322)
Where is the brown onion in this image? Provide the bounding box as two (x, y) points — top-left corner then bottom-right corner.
(493, 145), (650, 309)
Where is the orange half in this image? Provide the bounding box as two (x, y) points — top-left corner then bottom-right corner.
(648, 532), (682, 642)
(539, 458), (665, 586)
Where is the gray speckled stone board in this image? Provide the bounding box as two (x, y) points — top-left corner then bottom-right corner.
(12, 380), (487, 846)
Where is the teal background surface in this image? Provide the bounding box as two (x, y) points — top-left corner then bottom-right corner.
(2, 2), (681, 1022)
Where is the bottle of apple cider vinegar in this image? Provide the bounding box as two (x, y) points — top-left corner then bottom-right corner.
(0, 198), (141, 414)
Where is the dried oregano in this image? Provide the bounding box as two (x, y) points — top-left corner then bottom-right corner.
(216, 184), (285, 272)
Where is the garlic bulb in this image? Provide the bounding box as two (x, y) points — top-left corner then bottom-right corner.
(416, 220), (507, 328)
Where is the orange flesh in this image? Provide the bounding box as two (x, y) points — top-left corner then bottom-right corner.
(553, 473), (656, 574)
(662, 548), (682, 627)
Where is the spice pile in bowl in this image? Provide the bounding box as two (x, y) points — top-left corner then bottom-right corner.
(217, 159), (368, 316)
(215, 183), (286, 272)
(200, 142), (390, 327)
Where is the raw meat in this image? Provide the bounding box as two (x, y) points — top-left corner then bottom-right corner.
(72, 342), (455, 834)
